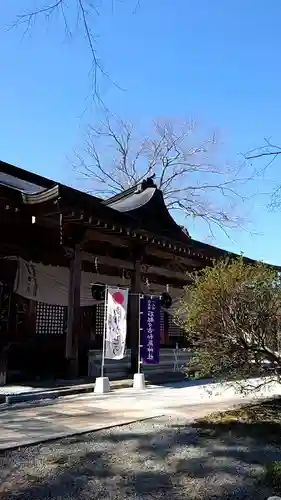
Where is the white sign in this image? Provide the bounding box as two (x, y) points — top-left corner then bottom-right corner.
(13, 258), (130, 307)
(14, 258), (95, 306)
(105, 287), (129, 360)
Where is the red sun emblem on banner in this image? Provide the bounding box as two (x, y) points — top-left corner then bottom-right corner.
(112, 291), (124, 305)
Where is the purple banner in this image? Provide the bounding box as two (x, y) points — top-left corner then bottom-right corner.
(140, 295), (161, 364)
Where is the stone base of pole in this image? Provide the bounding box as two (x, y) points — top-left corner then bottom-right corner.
(133, 372), (146, 390)
(94, 376), (110, 394)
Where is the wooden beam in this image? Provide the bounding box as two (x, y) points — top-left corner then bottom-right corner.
(141, 264), (192, 283)
(84, 228), (205, 264)
(147, 246), (203, 266)
(84, 228), (128, 247)
(80, 251), (133, 270)
(79, 251), (192, 283)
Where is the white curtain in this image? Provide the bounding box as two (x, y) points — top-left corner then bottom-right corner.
(13, 258), (130, 307)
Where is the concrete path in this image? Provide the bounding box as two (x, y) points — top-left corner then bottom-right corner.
(1, 377), (280, 451)
(0, 375), (185, 405)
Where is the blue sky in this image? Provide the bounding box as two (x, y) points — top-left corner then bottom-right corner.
(1, 1), (281, 264)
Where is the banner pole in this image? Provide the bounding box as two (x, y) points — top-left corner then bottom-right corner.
(101, 286), (108, 378)
(138, 294), (141, 374)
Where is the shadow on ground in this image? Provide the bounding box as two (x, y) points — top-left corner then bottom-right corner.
(1, 401), (281, 500)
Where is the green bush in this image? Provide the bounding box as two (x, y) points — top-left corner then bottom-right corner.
(266, 461), (281, 489)
(176, 257), (281, 382)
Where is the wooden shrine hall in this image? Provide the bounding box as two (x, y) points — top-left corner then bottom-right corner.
(0, 160), (268, 384)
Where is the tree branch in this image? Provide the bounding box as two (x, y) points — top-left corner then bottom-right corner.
(73, 115), (255, 237)
(11, 0), (134, 101)
(246, 151), (281, 160)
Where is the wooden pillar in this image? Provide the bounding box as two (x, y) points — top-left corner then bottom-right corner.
(0, 288), (15, 386)
(0, 261), (17, 386)
(66, 244), (81, 378)
(130, 259), (141, 374)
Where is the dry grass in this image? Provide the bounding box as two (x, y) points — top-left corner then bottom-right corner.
(202, 398), (281, 426)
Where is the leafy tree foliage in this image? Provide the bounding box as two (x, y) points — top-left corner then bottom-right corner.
(177, 258), (281, 381)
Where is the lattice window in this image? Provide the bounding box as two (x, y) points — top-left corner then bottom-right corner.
(36, 302), (65, 335)
(95, 303), (104, 335)
(160, 308), (165, 336)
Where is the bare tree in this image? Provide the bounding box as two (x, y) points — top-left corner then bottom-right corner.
(74, 115), (254, 237)
(11, 1), (138, 100)
(245, 138), (281, 209)
(246, 138), (281, 161)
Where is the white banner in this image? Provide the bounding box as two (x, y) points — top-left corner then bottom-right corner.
(13, 258), (129, 307)
(105, 287), (129, 360)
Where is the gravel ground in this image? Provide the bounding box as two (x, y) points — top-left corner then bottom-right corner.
(0, 414), (280, 500)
